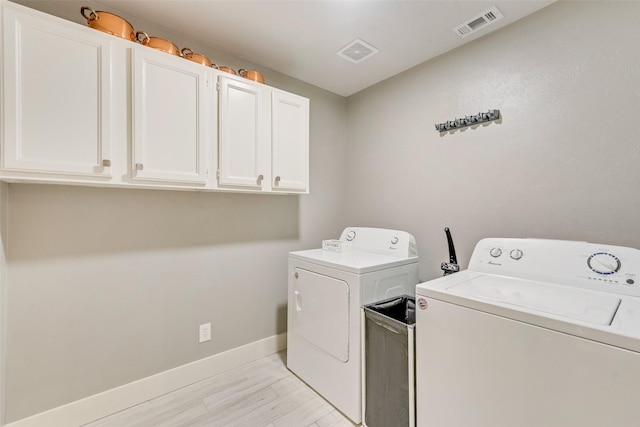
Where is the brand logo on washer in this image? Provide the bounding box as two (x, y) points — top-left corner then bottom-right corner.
(418, 298), (428, 310)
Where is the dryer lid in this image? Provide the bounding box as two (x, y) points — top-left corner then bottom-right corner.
(289, 248), (417, 274)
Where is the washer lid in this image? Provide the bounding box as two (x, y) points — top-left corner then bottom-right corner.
(448, 275), (621, 326)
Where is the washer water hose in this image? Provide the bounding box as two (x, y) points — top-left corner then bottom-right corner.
(441, 227), (460, 276)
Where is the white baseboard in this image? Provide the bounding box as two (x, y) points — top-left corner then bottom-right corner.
(7, 333), (287, 427)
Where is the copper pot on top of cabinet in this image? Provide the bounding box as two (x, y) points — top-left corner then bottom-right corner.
(239, 69), (265, 84)
(81, 7), (135, 41)
(136, 31), (181, 56)
(216, 65), (237, 75)
(181, 48), (213, 67)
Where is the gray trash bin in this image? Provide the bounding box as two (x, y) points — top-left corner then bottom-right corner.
(363, 295), (416, 427)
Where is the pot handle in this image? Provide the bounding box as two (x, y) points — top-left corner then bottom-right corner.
(211, 64), (220, 70)
(80, 6), (98, 22)
(181, 47), (194, 57)
(135, 31), (150, 44)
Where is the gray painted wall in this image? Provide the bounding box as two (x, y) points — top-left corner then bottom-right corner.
(346, 1), (640, 281)
(4, 2), (348, 422)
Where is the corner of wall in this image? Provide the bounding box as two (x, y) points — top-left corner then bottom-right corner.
(0, 182), (9, 427)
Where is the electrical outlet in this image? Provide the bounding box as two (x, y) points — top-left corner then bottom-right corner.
(199, 323), (211, 343)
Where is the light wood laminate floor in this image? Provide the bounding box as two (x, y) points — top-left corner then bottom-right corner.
(83, 351), (355, 427)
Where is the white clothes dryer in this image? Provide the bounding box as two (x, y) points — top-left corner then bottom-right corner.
(416, 238), (640, 427)
(287, 227), (419, 424)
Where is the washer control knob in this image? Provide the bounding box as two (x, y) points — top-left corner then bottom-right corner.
(587, 252), (621, 275)
(345, 230), (356, 241)
(391, 236), (399, 245)
(490, 248), (502, 258)
(510, 249), (524, 260)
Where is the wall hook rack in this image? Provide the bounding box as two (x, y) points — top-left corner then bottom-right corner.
(435, 109), (500, 132)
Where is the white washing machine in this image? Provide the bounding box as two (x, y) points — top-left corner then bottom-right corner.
(416, 238), (640, 427)
(287, 227), (419, 424)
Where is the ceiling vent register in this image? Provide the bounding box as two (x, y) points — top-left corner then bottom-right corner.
(336, 38), (379, 64)
(453, 6), (504, 38)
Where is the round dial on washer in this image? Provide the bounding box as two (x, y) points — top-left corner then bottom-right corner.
(490, 248), (502, 258)
(587, 252), (621, 275)
(345, 230), (356, 241)
(391, 237), (399, 245)
(510, 249), (524, 260)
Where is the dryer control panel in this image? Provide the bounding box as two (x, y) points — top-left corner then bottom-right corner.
(469, 238), (640, 297)
(338, 227), (418, 259)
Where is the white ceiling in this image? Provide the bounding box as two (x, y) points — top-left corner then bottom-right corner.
(16, 0), (555, 96)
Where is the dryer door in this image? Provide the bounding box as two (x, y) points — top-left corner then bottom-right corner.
(292, 268), (350, 362)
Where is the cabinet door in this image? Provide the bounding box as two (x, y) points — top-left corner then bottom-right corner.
(1, 6), (113, 178)
(131, 47), (211, 186)
(271, 91), (309, 192)
(217, 76), (268, 189)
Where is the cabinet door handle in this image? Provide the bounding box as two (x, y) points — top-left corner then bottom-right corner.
(257, 174), (264, 184)
(102, 159), (112, 167)
(274, 176), (281, 185)
(135, 163), (144, 171)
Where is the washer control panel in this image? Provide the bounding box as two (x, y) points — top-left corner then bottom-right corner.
(469, 238), (640, 297)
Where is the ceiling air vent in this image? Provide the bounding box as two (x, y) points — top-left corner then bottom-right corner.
(336, 38), (379, 64)
(453, 6), (504, 38)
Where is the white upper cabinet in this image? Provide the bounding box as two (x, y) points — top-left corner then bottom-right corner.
(217, 75), (268, 190)
(1, 5), (114, 180)
(131, 47), (213, 187)
(271, 90), (309, 192)
(0, 2), (308, 193)
(217, 74), (309, 193)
